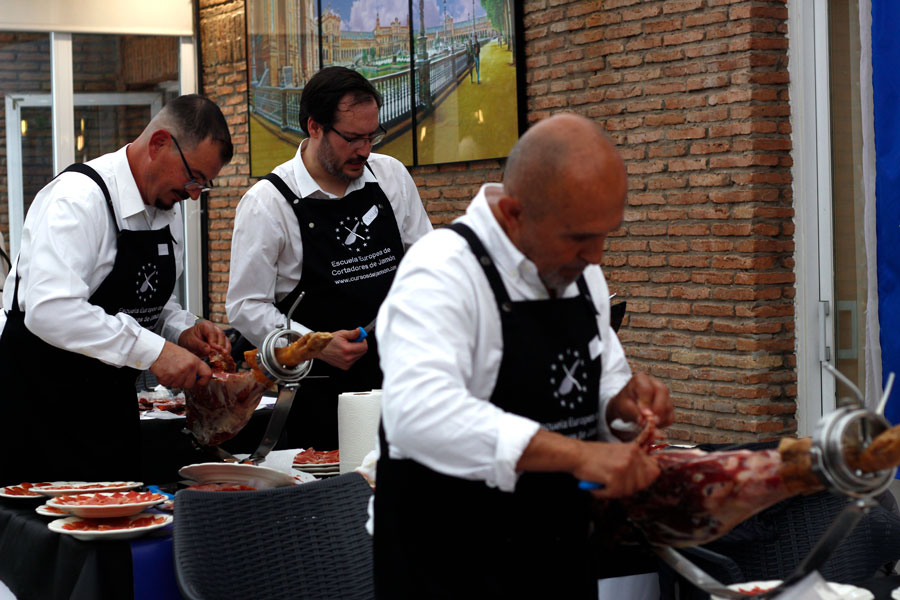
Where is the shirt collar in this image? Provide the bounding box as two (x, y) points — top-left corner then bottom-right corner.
(291, 139), (376, 199)
(465, 184), (551, 299)
(112, 145), (148, 220)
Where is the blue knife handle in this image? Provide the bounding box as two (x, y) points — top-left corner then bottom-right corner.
(578, 481), (606, 491)
(147, 485), (175, 499)
(352, 327), (368, 343)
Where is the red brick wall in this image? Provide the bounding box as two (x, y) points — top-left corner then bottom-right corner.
(198, 0), (796, 444)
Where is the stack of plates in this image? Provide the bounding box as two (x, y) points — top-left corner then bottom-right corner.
(292, 461), (340, 479)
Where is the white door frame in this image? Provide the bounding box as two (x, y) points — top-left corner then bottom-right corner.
(789, 0), (837, 435)
(178, 35), (203, 316)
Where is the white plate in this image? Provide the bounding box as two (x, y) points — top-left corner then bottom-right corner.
(0, 482), (70, 499)
(36, 481), (142, 497)
(293, 465), (340, 472)
(892, 586), (900, 600)
(47, 491), (167, 518)
(48, 512), (173, 541)
(35, 503), (69, 517)
(178, 463), (297, 488)
(292, 460), (340, 468)
(712, 580), (873, 600)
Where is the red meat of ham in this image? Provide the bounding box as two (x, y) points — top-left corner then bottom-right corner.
(184, 332), (333, 447)
(185, 369), (269, 447)
(623, 445), (798, 547)
(606, 422), (900, 547)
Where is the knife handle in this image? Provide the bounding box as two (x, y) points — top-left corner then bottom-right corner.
(352, 327), (368, 343)
(578, 480), (606, 491)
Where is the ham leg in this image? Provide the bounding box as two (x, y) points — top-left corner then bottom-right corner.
(617, 424), (900, 547)
(184, 331), (333, 446)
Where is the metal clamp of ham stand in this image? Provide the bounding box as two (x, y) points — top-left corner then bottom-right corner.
(245, 292), (313, 465)
(655, 363), (897, 599)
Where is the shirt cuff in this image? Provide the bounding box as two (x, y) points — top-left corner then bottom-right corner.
(127, 328), (166, 371)
(597, 370), (634, 441)
(491, 412), (540, 493)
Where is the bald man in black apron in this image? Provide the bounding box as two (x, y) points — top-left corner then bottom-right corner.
(374, 114), (675, 599)
(0, 95), (233, 484)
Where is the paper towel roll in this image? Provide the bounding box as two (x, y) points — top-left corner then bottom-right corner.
(338, 390), (382, 474)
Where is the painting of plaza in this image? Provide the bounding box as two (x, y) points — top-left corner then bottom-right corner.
(247, 0), (520, 175)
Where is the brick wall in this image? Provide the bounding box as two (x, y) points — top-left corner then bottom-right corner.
(198, 0), (796, 444)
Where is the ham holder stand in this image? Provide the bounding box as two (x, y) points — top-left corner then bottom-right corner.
(656, 363), (898, 599)
(201, 292), (313, 465)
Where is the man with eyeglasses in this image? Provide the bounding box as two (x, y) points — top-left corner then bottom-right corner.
(227, 66), (431, 450)
(0, 94), (234, 484)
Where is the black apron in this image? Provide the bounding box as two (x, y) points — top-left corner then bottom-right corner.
(263, 169), (404, 449)
(0, 163), (176, 484)
(374, 222), (603, 600)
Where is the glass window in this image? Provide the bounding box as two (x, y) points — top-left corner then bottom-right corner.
(0, 32), (51, 257)
(829, 0), (865, 394)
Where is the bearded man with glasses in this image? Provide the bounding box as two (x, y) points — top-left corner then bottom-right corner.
(0, 95), (234, 484)
(227, 66), (432, 450)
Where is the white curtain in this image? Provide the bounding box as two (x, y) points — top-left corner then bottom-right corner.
(859, 0), (883, 410)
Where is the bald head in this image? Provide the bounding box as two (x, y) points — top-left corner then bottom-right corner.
(503, 113), (625, 220)
(493, 113), (627, 292)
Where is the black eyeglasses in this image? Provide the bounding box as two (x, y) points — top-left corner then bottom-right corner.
(171, 135), (213, 198)
(326, 125), (386, 149)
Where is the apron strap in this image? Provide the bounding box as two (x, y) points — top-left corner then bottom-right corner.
(10, 164), (115, 315)
(61, 163), (117, 233)
(262, 172), (300, 203)
(446, 222), (512, 306)
(576, 277), (596, 314)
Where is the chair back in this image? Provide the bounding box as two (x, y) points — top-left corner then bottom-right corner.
(705, 490), (900, 585)
(173, 472), (374, 600)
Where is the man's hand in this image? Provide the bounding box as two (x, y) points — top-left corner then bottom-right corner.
(606, 372), (673, 435)
(150, 341), (213, 389)
(319, 329), (369, 370)
(572, 440), (661, 498)
(517, 429), (660, 499)
(177, 319), (231, 358)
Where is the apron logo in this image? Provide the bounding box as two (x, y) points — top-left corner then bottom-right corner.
(549, 348), (587, 410)
(135, 262), (159, 303)
(334, 204), (379, 253)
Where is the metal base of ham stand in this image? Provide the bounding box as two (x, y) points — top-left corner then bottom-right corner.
(655, 364), (898, 599)
(243, 327), (313, 465)
(655, 497), (877, 599)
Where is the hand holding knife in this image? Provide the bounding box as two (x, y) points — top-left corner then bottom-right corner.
(352, 318), (377, 343)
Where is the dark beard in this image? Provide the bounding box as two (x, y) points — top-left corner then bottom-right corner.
(317, 134), (355, 183)
(153, 199), (175, 211)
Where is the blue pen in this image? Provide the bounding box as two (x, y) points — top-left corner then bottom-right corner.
(578, 481), (606, 491)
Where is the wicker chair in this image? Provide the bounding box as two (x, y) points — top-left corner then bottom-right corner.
(173, 472), (374, 600)
(660, 489), (900, 600)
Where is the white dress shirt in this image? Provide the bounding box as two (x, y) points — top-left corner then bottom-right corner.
(376, 183), (633, 493)
(0, 146), (196, 370)
(226, 142), (432, 346)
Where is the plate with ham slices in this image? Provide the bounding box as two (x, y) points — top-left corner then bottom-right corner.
(47, 491), (168, 518)
(178, 462), (297, 489)
(35, 503), (70, 517)
(48, 513), (173, 541)
(35, 481), (143, 497)
(712, 580), (873, 600)
(0, 482), (62, 499)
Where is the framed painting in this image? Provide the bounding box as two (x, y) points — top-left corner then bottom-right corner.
(246, 0), (524, 176)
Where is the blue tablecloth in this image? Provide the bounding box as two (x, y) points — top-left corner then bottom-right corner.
(0, 499), (183, 600)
